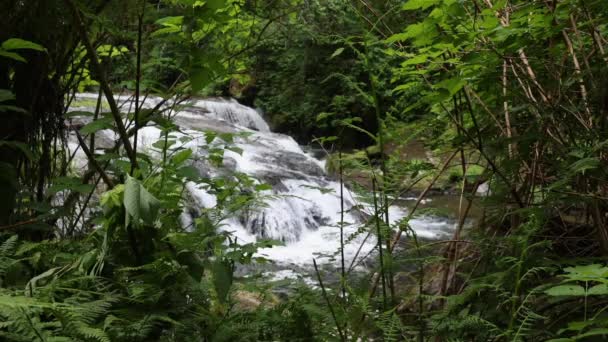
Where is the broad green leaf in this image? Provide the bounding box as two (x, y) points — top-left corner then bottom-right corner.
(2, 38), (45, 51)
(545, 285), (586, 296)
(190, 67), (212, 92)
(152, 139), (176, 150)
(218, 132), (234, 143)
(124, 175), (161, 227)
(48, 176), (93, 195)
(212, 259), (232, 303)
(80, 117), (114, 134)
(434, 78), (466, 96)
(226, 146), (243, 155)
(176, 166), (199, 180)
(171, 149), (193, 166)
(563, 264), (608, 282)
(155, 16), (183, 26)
(204, 131), (217, 144)
(254, 183), (272, 191)
(152, 26), (182, 37)
(587, 283), (608, 295)
(387, 20), (437, 46)
(402, 54), (428, 66)
(101, 184), (125, 209)
(402, 0), (441, 10)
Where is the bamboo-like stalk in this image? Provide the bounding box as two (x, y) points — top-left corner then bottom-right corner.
(366, 38), (395, 304)
(339, 149), (347, 300)
(313, 259), (346, 342)
(64, 0), (137, 169)
(367, 150), (458, 301)
(74, 131), (114, 189)
(88, 88), (103, 158)
(131, 2), (145, 175)
(371, 178), (387, 309)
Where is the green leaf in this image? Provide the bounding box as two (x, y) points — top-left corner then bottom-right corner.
(254, 183), (272, 191)
(152, 139), (175, 150)
(0, 141), (35, 160)
(204, 131), (218, 144)
(80, 117), (114, 134)
(575, 328), (608, 339)
(212, 259), (233, 303)
(588, 283), (608, 295)
(0, 105), (26, 113)
(218, 132), (234, 143)
(563, 264), (608, 282)
(316, 112), (334, 121)
(0, 89), (15, 102)
(26, 267), (59, 293)
(48, 176), (93, 195)
(2, 38), (45, 51)
(124, 175), (161, 227)
(562, 320), (594, 332)
(330, 47), (344, 59)
(226, 146), (243, 155)
(568, 157), (600, 175)
(176, 166), (199, 180)
(434, 77), (466, 96)
(545, 285), (586, 296)
(171, 149), (193, 166)
(155, 16), (183, 27)
(402, 0), (441, 10)
(0, 50), (26, 62)
(152, 26), (183, 37)
(205, 0), (226, 10)
(190, 67), (213, 92)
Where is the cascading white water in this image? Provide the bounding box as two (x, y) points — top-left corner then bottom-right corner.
(69, 93), (455, 267)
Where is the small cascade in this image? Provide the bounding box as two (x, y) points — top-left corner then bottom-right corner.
(193, 98), (270, 132)
(69, 93), (455, 266)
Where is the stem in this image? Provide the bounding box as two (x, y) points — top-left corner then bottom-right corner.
(64, 0), (137, 169)
(89, 87), (103, 157)
(313, 259), (346, 342)
(131, 3), (145, 175)
(339, 149), (346, 300)
(367, 150), (458, 302)
(372, 178), (387, 309)
(584, 281), (588, 322)
(74, 131), (114, 188)
(366, 34), (395, 305)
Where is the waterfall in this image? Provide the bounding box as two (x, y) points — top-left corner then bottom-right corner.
(69, 94), (455, 266)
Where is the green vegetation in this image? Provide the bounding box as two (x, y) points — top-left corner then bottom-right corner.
(1, 0), (608, 340)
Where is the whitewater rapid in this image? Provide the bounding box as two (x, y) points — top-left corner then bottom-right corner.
(68, 93), (455, 267)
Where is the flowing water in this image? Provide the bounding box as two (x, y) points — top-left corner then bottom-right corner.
(69, 93), (457, 281)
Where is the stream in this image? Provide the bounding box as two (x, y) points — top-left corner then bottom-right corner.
(68, 93), (459, 284)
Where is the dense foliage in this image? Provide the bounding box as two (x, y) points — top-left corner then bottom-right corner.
(1, 0), (608, 341)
